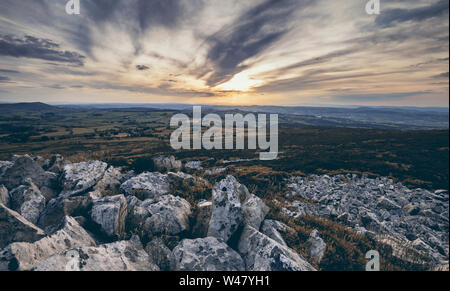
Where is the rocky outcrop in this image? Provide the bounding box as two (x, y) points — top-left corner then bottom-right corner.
(0, 185), (9, 207)
(0, 204), (45, 249)
(238, 226), (316, 271)
(171, 237), (245, 271)
(153, 155), (182, 172)
(141, 195), (191, 236)
(38, 194), (93, 234)
(185, 161), (203, 170)
(207, 176), (269, 242)
(60, 161), (108, 197)
(306, 230), (327, 263)
(145, 238), (172, 271)
(0, 155), (57, 201)
(286, 174), (449, 264)
(242, 194), (269, 230)
(0, 216), (95, 271)
(90, 195), (127, 239)
(9, 179), (46, 225)
(261, 219), (294, 247)
(32, 236), (159, 271)
(44, 154), (71, 174)
(192, 201), (212, 238)
(207, 176), (247, 242)
(94, 166), (123, 192)
(120, 172), (169, 199)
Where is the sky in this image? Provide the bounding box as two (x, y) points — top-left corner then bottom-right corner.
(0, 0), (448, 107)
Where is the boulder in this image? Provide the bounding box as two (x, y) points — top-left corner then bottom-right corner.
(60, 161), (108, 197)
(141, 195), (191, 236)
(145, 238), (173, 271)
(185, 161), (203, 170)
(0, 204), (45, 249)
(153, 155), (182, 172)
(0, 155), (57, 200)
(0, 185), (9, 207)
(9, 179), (46, 225)
(242, 194), (269, 229)
(32, 236), (159, 271)
(306, 230), (327, 263)
(207, 176), (248, 242)
(120, 172), (169, 199)
(168, 171), (196, 185)
(260, 219), (294, 247)
(0, 216), (95, 271)
(93, 166), (123, 192)
(171, 237), (245, 271)
(191, 201), (212, 238)
(90, 195), (127, 239)
(238, 225), (316, 271)
(38, 194), (93, 234)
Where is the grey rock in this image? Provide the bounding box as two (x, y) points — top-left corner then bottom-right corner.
(171, 237), (245, 271)
(142, 195), (191, 236)
(33, 236), (159, 271)
(145, 238), (172, 271)
(38, 194), (93, 234)
(185, 161), (203, 170)
(192, 201), (212, 238)
(261, 219), (294, 247)
(306, 230), (327, 263)
(207, 176), (248, 242)
(9, 179), (46, 225)
(120, 172), (169, 199)
(90, 195), (127, 239)
(0, 216), (95, 271)
(242, 193), (269, 230)
(0, 185), (9, 207)
(238, 225), (316, 271)
(60, 161), (108, 197)
(45, 154), (71, 174)
(153, 155), (182, 172)
(94, 166), (123, 192)
(0, 155), (57, 201)
(0, 204), (45, 249)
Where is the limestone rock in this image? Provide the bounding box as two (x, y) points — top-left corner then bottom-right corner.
(192, 201), (212, 238)
(120, 172), (169, 199)
(238, 225), (316, 271)
(145, 238), (172, 271)
(207, 176), (248, 242)
(171, 237), (245, 271)
(0, 185), (9, 207)
(242, 193), (269, 230)
(306, 230), (327, 263)
(0, 216), (95, 271)
(90, 195), (127, 239)
(60, 161), (108, 197)
(32, 236), (159, 271)
(153, 155), (182, 172)
(261, 219), (294, 247)
(0, 204), (45, 249)
(9, 180), (46, 225)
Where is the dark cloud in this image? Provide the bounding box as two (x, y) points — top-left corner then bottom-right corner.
(205, 0), (313, 87)
(432, 72), (449, 79)
(0, 35), (85, 66)
(136, 65), (150, 71)
(375, 0), (449, 27)
(0, 69), (20, 74)
(0, 76), (10, 82)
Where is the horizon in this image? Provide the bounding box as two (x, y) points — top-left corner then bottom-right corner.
(0, 0), (449, 106)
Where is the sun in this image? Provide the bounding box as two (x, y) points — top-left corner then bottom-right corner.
(215, 72), (263, 92)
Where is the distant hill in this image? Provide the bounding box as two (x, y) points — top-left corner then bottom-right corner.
(0, 102), (60, 112)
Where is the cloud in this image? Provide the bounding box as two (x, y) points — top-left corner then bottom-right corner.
(204, 0), (313, 87)
(0, 34), (85, 66)
(375, 0), (449, 27)
(432, 72), (449, 79)
(0, 76), (10, 82)
(136, 65), (150, 71)
(0, 69), (20, 74)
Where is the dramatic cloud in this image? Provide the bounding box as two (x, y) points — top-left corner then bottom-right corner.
(0, 0), (448, 106)
(0, 35), (85, 66)
(375, 0), (449, 27)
